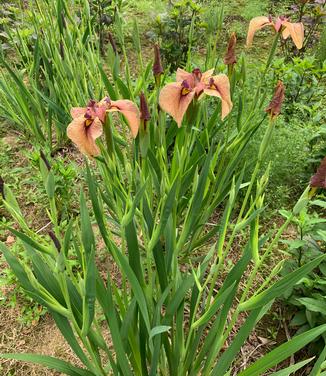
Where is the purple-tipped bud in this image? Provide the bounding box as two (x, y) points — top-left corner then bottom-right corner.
(140, 92), (151, 130)
(49, 231), (61, 252)
(310, 157), (326, 189)
(40, 151), (51, 171)
(153, 44), (163, 78)
(108, 32), (118, 54)
(0, 176), (5, 200)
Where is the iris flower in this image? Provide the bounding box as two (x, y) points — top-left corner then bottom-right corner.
(67, 97), (140, 157)
(246, 16), (304, 50)
(159, 68), (232, 127)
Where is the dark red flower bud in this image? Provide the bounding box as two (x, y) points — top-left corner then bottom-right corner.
(224, 32), (237, 65)
(40, 151), (51, 171)
(310, 156), (326, 189)
(140, 92), (151, 126)
(49, 231), (61, 252)
(0, 176), (5, 200)
(108, 32), (117, 54)
(153, 44), (164, 77)
(265, 81), (285, 119)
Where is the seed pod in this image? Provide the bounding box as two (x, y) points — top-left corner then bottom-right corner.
(265, 80), (285, 119)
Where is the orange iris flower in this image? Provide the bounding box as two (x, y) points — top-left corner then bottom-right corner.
(159, 68), (233, 127)
(67, 97), (140, 157)
(246, 16), (304, 50)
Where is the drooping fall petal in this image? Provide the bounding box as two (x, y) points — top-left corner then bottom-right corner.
(203, 74), (233, 120)
(282, 21), (304, 49)
(310, 156), (326, 189)
(159, 82), (195, 127)
(108, 99), (140, 138)
(246, 16), (273, 46)
(67, 116), (103, 157)
(265, 80), (285, 119)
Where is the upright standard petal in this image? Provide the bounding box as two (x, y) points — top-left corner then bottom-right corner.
(109, 99), (140, 138)
(176, 68), (193, 84)
(203, 74), (233, 120)
(159, 82), (195, 127)
(282, 22), (304, 49)
(246, 16), (273, 47)
(71, 107), (87, 119)
(67, 116), (103, 157)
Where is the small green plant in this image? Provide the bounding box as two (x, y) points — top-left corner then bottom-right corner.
(281, 193), (326, 356)
(153, 0), (204, 71)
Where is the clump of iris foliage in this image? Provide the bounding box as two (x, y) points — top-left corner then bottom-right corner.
(0, 0), (326, 375)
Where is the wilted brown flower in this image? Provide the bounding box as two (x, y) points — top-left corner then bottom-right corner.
(310, 156), (326, 189)
(224, 32), (237, 65)
(265, 81), (285, 119)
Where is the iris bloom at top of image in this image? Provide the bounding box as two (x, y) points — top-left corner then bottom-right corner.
(246, 16), (304, 50)
(67, 97), (140, 157)
(159, 68), (232, 127)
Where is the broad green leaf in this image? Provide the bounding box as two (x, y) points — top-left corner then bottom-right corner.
(149, 326), (171, 341)
(238, 324), (326, 376)
(0, 354), (95, 376)
(269, 357), (314, 376)
(239, 254), (326, 311)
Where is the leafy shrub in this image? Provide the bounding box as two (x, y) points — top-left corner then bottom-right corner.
(281, 196), (326, 355)
(153, 0), (204, 71)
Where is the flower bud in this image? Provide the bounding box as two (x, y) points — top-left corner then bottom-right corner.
(59, 40), (65, 60)
(0, 176), (5, 200)
(224, 32), (237, 66)
(49, 230), (61, 252)
(153, 44), (163, 85)
(108, 32), (117, 54)
(140, 92), (151, 130)
(265, 80), (285, 119)
(310, 156), (326, 189)
(40, 150), (51, 171)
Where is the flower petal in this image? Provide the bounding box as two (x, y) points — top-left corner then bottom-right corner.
(282, 22), (304, 49)
(71, 107), (86, 118)
(203, 74), (233, 120)
(246, 16), (273, 47)
(67, 116), (102, 157)
(109, 99), (140, 138)
(176, 68), (193, 82)
(159, 82), (195, 127)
